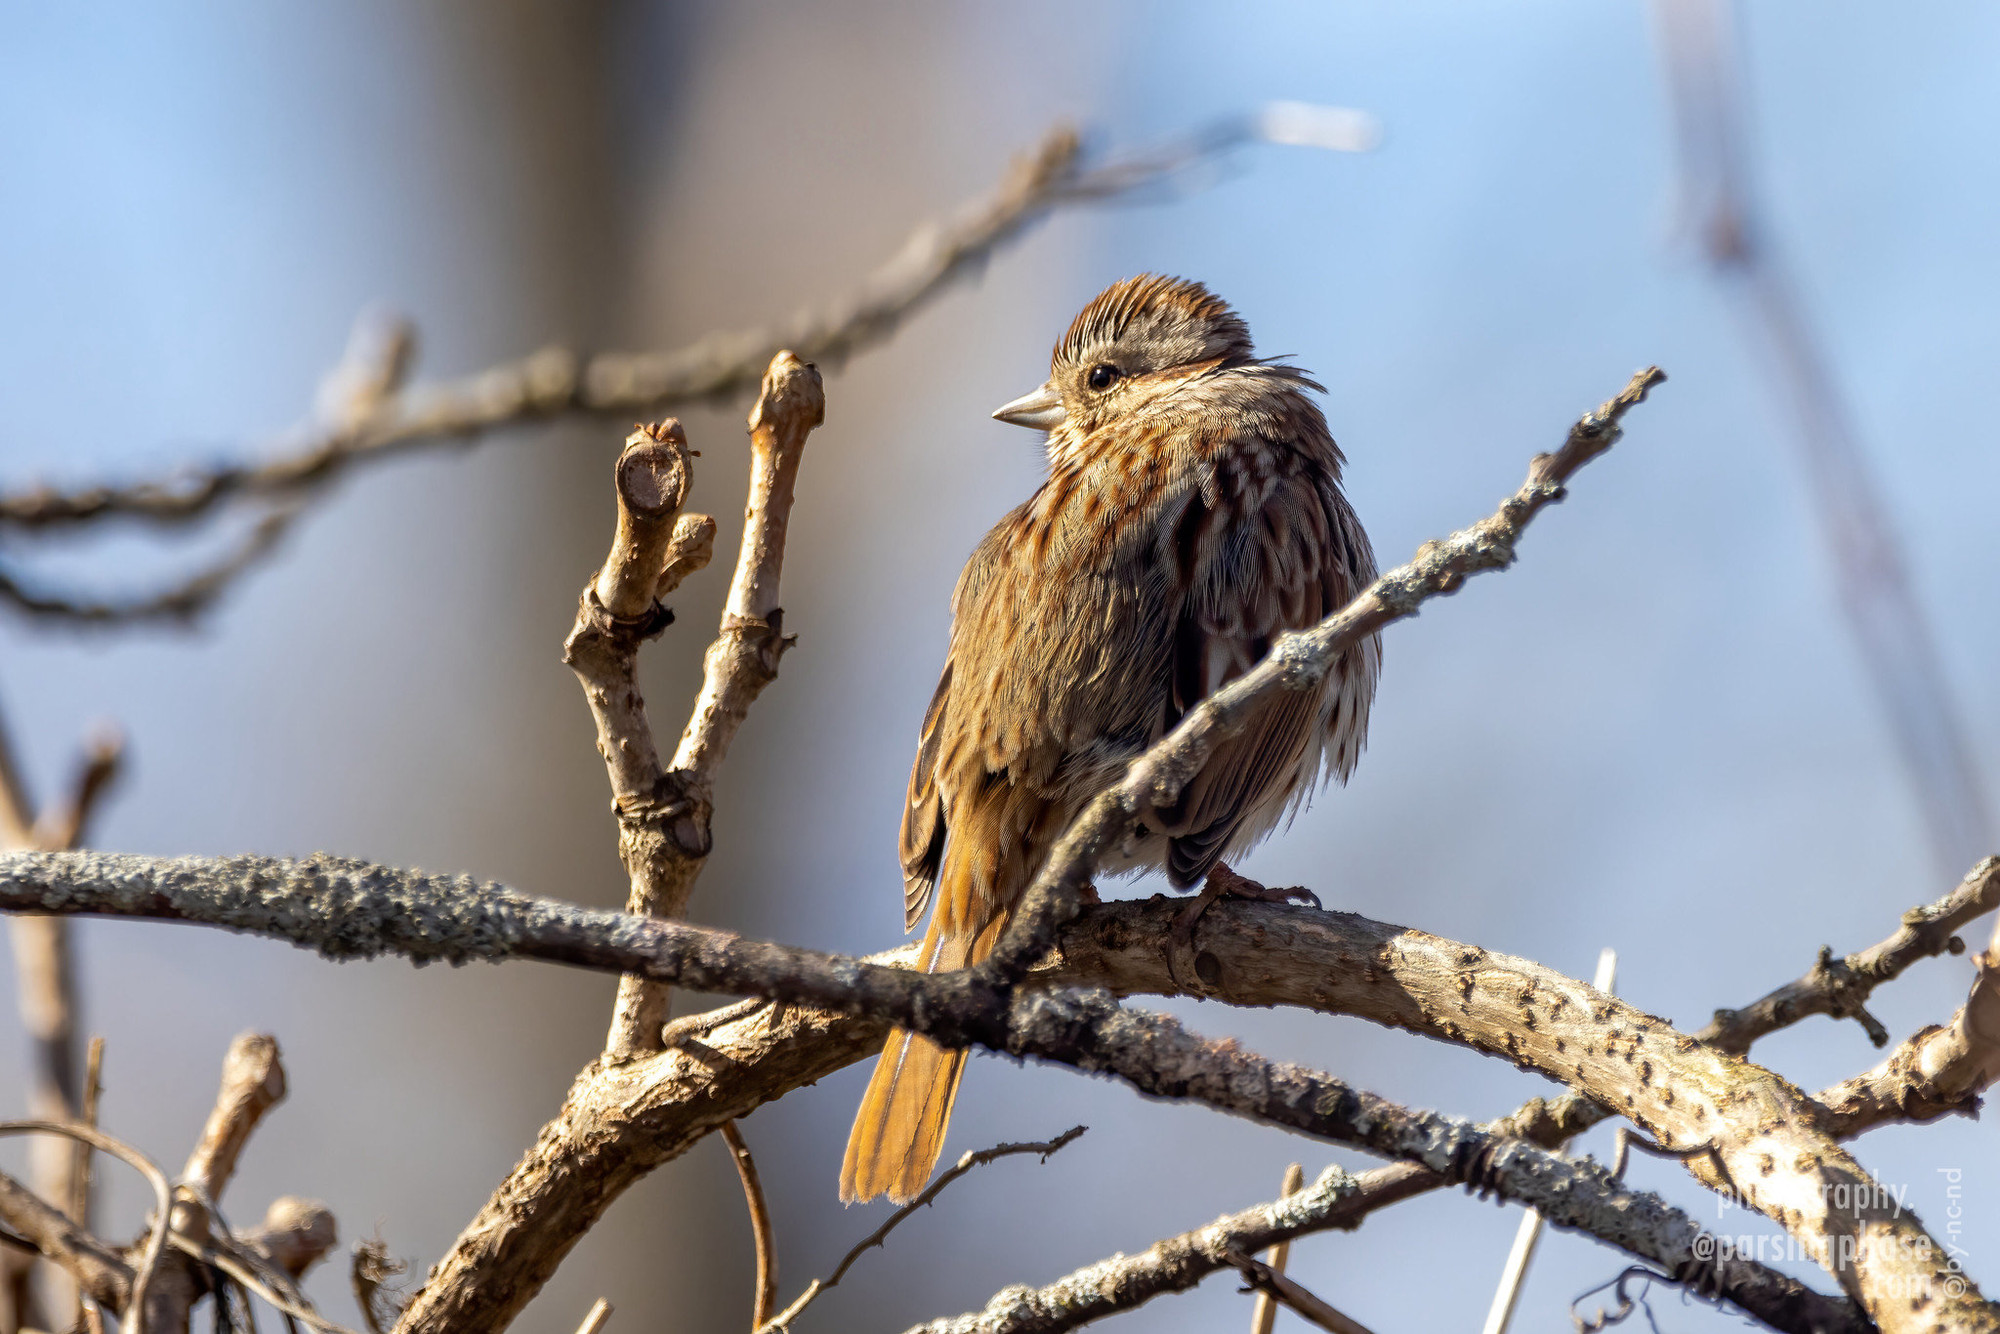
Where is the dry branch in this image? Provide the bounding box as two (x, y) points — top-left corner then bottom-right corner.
(1700, 855), (1999, 1054)
(1246, 1163), (1303, 1334)
(903, 1154), (1862, 1334)
(600, 353), (824, 1059)
(0, 851), (1948, 1332)
(719, 1122), (778, 1331)
(1224, 1248), (1375, 1334)
(760, 1127), (1087, 1334)
(1, 712), (124, 1328)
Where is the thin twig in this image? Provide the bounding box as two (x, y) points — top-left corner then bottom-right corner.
(1248, 1163), (1303, 1334)
(1481, 950), (1618, 1334)
(1700, 856), (2000, 1053)
(574, 1298), (612, 1334)
(0, 505), (301, 625)
(0, 1120), (173, 1334)
(1225, 1249), (1377, 1334)
(757, 1127), (1087, 1334)
(719, 1122), (777, 1331)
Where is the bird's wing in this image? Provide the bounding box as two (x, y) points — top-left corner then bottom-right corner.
(898, 658), (952, 930)
(1155, 454), (1371, 886)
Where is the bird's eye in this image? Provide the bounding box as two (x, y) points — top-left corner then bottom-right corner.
(1087, 363), (1120, 391)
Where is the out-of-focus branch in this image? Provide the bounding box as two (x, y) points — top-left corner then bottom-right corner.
(0, 110), (1373, 624)
(0, 505), (300, 625)
(0, 1041), (338, 1334)
(600, 354), (823, 1060)
(718, 1122), (777, 1332)
(1649, 0), (1990, 876)
(574, 1297), (612, 1334)
(1246, 1163), (1303, 1334)
(1224, 1249), (1375, 1334)
(759, 1126), (1086, 1334)
(1, 709), (123, 1327)
(0, 1166), (132, 1312)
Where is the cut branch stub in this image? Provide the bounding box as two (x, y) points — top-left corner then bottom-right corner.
(595, 423), (693, 619)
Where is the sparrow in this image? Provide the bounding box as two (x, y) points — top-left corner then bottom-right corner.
(841, 274), (1381, 1203)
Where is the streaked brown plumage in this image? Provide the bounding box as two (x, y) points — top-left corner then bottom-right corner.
(840, 275), (1381, 1203)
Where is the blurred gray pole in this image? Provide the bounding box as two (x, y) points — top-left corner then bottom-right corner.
(1650, 0), (1991, 880)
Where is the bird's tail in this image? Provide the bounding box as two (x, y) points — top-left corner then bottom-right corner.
(840, 889), (1008, 1204)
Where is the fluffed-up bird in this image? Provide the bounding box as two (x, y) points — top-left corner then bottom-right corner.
(841, 274), (1381, 1204)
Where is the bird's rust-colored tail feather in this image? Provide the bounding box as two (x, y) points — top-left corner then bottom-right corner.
(841, 900), (1007, 1203)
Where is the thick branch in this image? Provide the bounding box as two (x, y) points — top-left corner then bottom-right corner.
(0, 1168), (131, 1311)
(397, 995), (891, 1334)
(7, 851), (1977, 1329)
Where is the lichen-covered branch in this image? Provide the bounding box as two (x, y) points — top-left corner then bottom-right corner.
(0, 711), (124, 1328)
(6, 849), (1985, 1330)
(902, 1157), (1863, 1334)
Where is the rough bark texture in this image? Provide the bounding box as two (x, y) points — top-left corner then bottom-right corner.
(396, 998), (889, 1334)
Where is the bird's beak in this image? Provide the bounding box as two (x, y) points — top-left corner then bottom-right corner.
(991, 380), (1067, 431)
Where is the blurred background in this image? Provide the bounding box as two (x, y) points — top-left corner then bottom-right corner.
(2, 2), (1996, 1330)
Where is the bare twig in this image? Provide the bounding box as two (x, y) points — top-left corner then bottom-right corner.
(1481, 950), (1618, 1334)
(1248, 1163), (1303, 1334)
(182, 1035), (287, 1211)
(69, 1033), (106, 1327)
(1815, 946), (2000, 1136)
(0, 1120), (174, 1334)
(0, 505), (301, 625)
(1225, 1248), (1376, 1334)
(0, 1167), (132, 1311)
(2, 711), (124, 1324)
(1700, 856), (2000, 1053)
(574, 1298), (612, 1334)
(1650, 0), (1991, 877)
(719, 1122), (778, 1331)
(759, 1127), (1086, 1334)
(905, 1158), (1862, 1334)
(601, 353), (823, 1060)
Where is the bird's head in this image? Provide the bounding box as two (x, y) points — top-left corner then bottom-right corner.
(992, 274), (1253, 438)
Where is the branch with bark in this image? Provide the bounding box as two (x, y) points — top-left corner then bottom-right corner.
(0, 1034), (339, 1334)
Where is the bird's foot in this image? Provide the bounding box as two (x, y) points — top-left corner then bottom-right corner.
(1166, 864), (1319, 994)
(1202, 863), (1320, 911)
